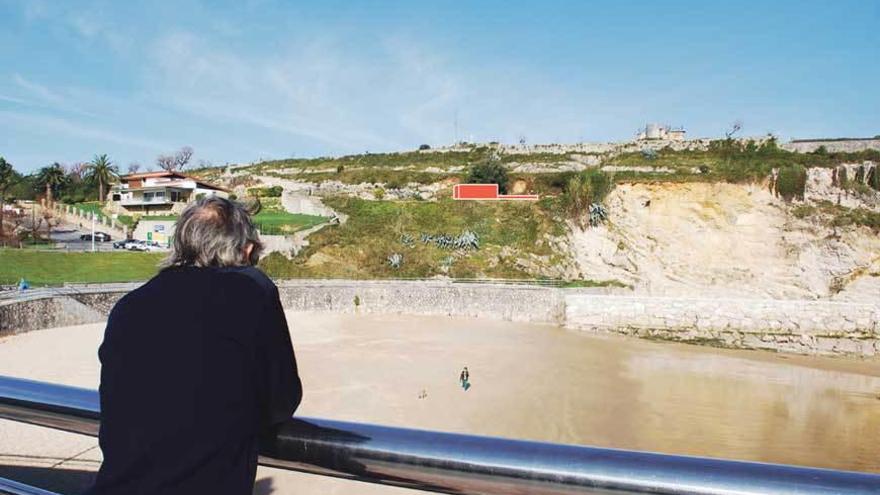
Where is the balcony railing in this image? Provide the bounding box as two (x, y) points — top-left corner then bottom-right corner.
(1, 375), (879, 494)
(118, 197), (173, 206)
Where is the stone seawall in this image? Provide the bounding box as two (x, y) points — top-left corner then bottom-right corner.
(565, 295), (880, 357)
(2, 282), (879, 357)
(275, 280), (565, 323)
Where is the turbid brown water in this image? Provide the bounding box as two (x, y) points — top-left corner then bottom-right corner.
(1, 312), (879, 494)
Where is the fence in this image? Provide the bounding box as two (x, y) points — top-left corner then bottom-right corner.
(1, 375), (879, 494)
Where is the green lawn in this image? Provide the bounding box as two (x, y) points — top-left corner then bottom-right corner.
(252, 210), (327, 235)
(0, 249), (163, 286)
(131, 209), (327, 235)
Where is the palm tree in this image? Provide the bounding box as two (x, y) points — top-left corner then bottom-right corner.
(0, 157), (17, 238)
(85, 154), (119, 202)
(36, 163), (67, 205)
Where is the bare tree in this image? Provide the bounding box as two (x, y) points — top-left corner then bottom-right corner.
(156, 146), (194, 171)
(67, 162), (88, 181)
(127, 162), (142, 175)
(156, 154), (176, 171)
(175, 146), (194, 170)
(725, 120), (743, 139)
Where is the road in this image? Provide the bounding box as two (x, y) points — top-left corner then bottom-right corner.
(47, 218), (117, 252)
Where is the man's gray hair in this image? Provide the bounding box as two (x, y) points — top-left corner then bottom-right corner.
(161, 196), (263, 269)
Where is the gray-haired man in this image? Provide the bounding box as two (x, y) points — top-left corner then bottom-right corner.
(87, 197), (302, 495)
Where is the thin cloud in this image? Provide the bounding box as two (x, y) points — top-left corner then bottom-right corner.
(13, 73), (65, 105)
(0, 110), (172, 151)
(0, 94), (32, 105)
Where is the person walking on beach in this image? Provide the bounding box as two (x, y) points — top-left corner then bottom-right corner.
(87, 197), (302, 495)
(460, 366), (470, 390)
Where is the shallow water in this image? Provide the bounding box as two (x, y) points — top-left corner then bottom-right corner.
(292, 313), (880, 474)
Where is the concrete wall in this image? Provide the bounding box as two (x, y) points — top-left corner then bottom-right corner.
(565, 294), (880, 357)
(0, 289), (128, 335)
(782, 139), (880, 153)
(53, 204), (127, 240)
(275, 280), (565, 323)
(3, 281), (879, 357)
(132, 220), (176, 243)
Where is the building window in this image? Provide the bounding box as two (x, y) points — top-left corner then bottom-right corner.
(111, 194), (121, 201)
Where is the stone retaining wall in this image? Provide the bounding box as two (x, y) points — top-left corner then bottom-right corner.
(2, 282), (879, 357)
(0, 297), (105, 335)
(781, 139), (880, 154)
(275, 280), (565, 323)
(565, 295), (880, 357)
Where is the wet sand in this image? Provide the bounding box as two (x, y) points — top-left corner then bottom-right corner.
(1, 312), (879, 494)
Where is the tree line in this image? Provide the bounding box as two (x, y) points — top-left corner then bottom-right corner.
(0, 146), (197, 205)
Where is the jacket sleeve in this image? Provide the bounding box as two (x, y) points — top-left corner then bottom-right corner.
(256, 287), (303, 429)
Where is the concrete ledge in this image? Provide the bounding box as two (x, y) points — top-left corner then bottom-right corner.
(564, 294), (880, 357)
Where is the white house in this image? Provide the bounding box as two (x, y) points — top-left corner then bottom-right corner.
(109, 171), (229, 215)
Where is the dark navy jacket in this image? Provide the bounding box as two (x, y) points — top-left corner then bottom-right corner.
(87, 266), (302, 495)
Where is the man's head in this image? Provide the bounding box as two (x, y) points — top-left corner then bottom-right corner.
(162, 196), (263, 269)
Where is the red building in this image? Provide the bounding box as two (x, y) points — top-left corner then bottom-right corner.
(452, 184), (538, 201)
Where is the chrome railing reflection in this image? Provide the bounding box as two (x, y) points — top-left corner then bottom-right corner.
(0, 477), (62, 495)
(1, 375), (879, 494)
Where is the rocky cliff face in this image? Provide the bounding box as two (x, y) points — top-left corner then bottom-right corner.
(566, 180), (880, 301)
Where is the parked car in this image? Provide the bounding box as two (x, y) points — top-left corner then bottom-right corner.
(112, 240), (128, 249)
(80, 232), (111, 242)
(142, 242), (167, 252)
(124, 240), (145, 251)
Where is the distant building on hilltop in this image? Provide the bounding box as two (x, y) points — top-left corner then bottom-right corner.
(637, 124), (686, 141)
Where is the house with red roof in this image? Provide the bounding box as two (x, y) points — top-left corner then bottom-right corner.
(109, 171), (229, 215)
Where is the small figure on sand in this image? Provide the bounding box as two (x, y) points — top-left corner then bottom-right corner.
(418, 388), (428, 399)
(459, 366), (470, 391)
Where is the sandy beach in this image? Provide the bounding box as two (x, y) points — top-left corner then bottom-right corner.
(2, 311), (879, 494)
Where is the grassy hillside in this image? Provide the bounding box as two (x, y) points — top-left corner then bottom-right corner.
(259, 196), (571, 280)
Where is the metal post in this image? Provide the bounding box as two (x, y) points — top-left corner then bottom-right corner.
(91, 213), (95, 252)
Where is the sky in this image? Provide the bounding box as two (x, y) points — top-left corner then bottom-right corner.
(1, 0), (878, 173)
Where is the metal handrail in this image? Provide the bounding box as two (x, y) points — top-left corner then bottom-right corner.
(0, 478), (60, 495)
(1, 375), (879, 494)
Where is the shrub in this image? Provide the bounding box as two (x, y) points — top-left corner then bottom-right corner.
(563, 169), (614, 228)
(466, 160), (509, 194)
(228, 193), (238, 200)
(774, 164), (807, 201)
(854, 165), (865, 184)
(387, 253), (403, 269)
(373, 187), (385, 200)
(336, 164), (344, 174)
(247, 186), (283, 198)
(868, 166), (880, 191)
